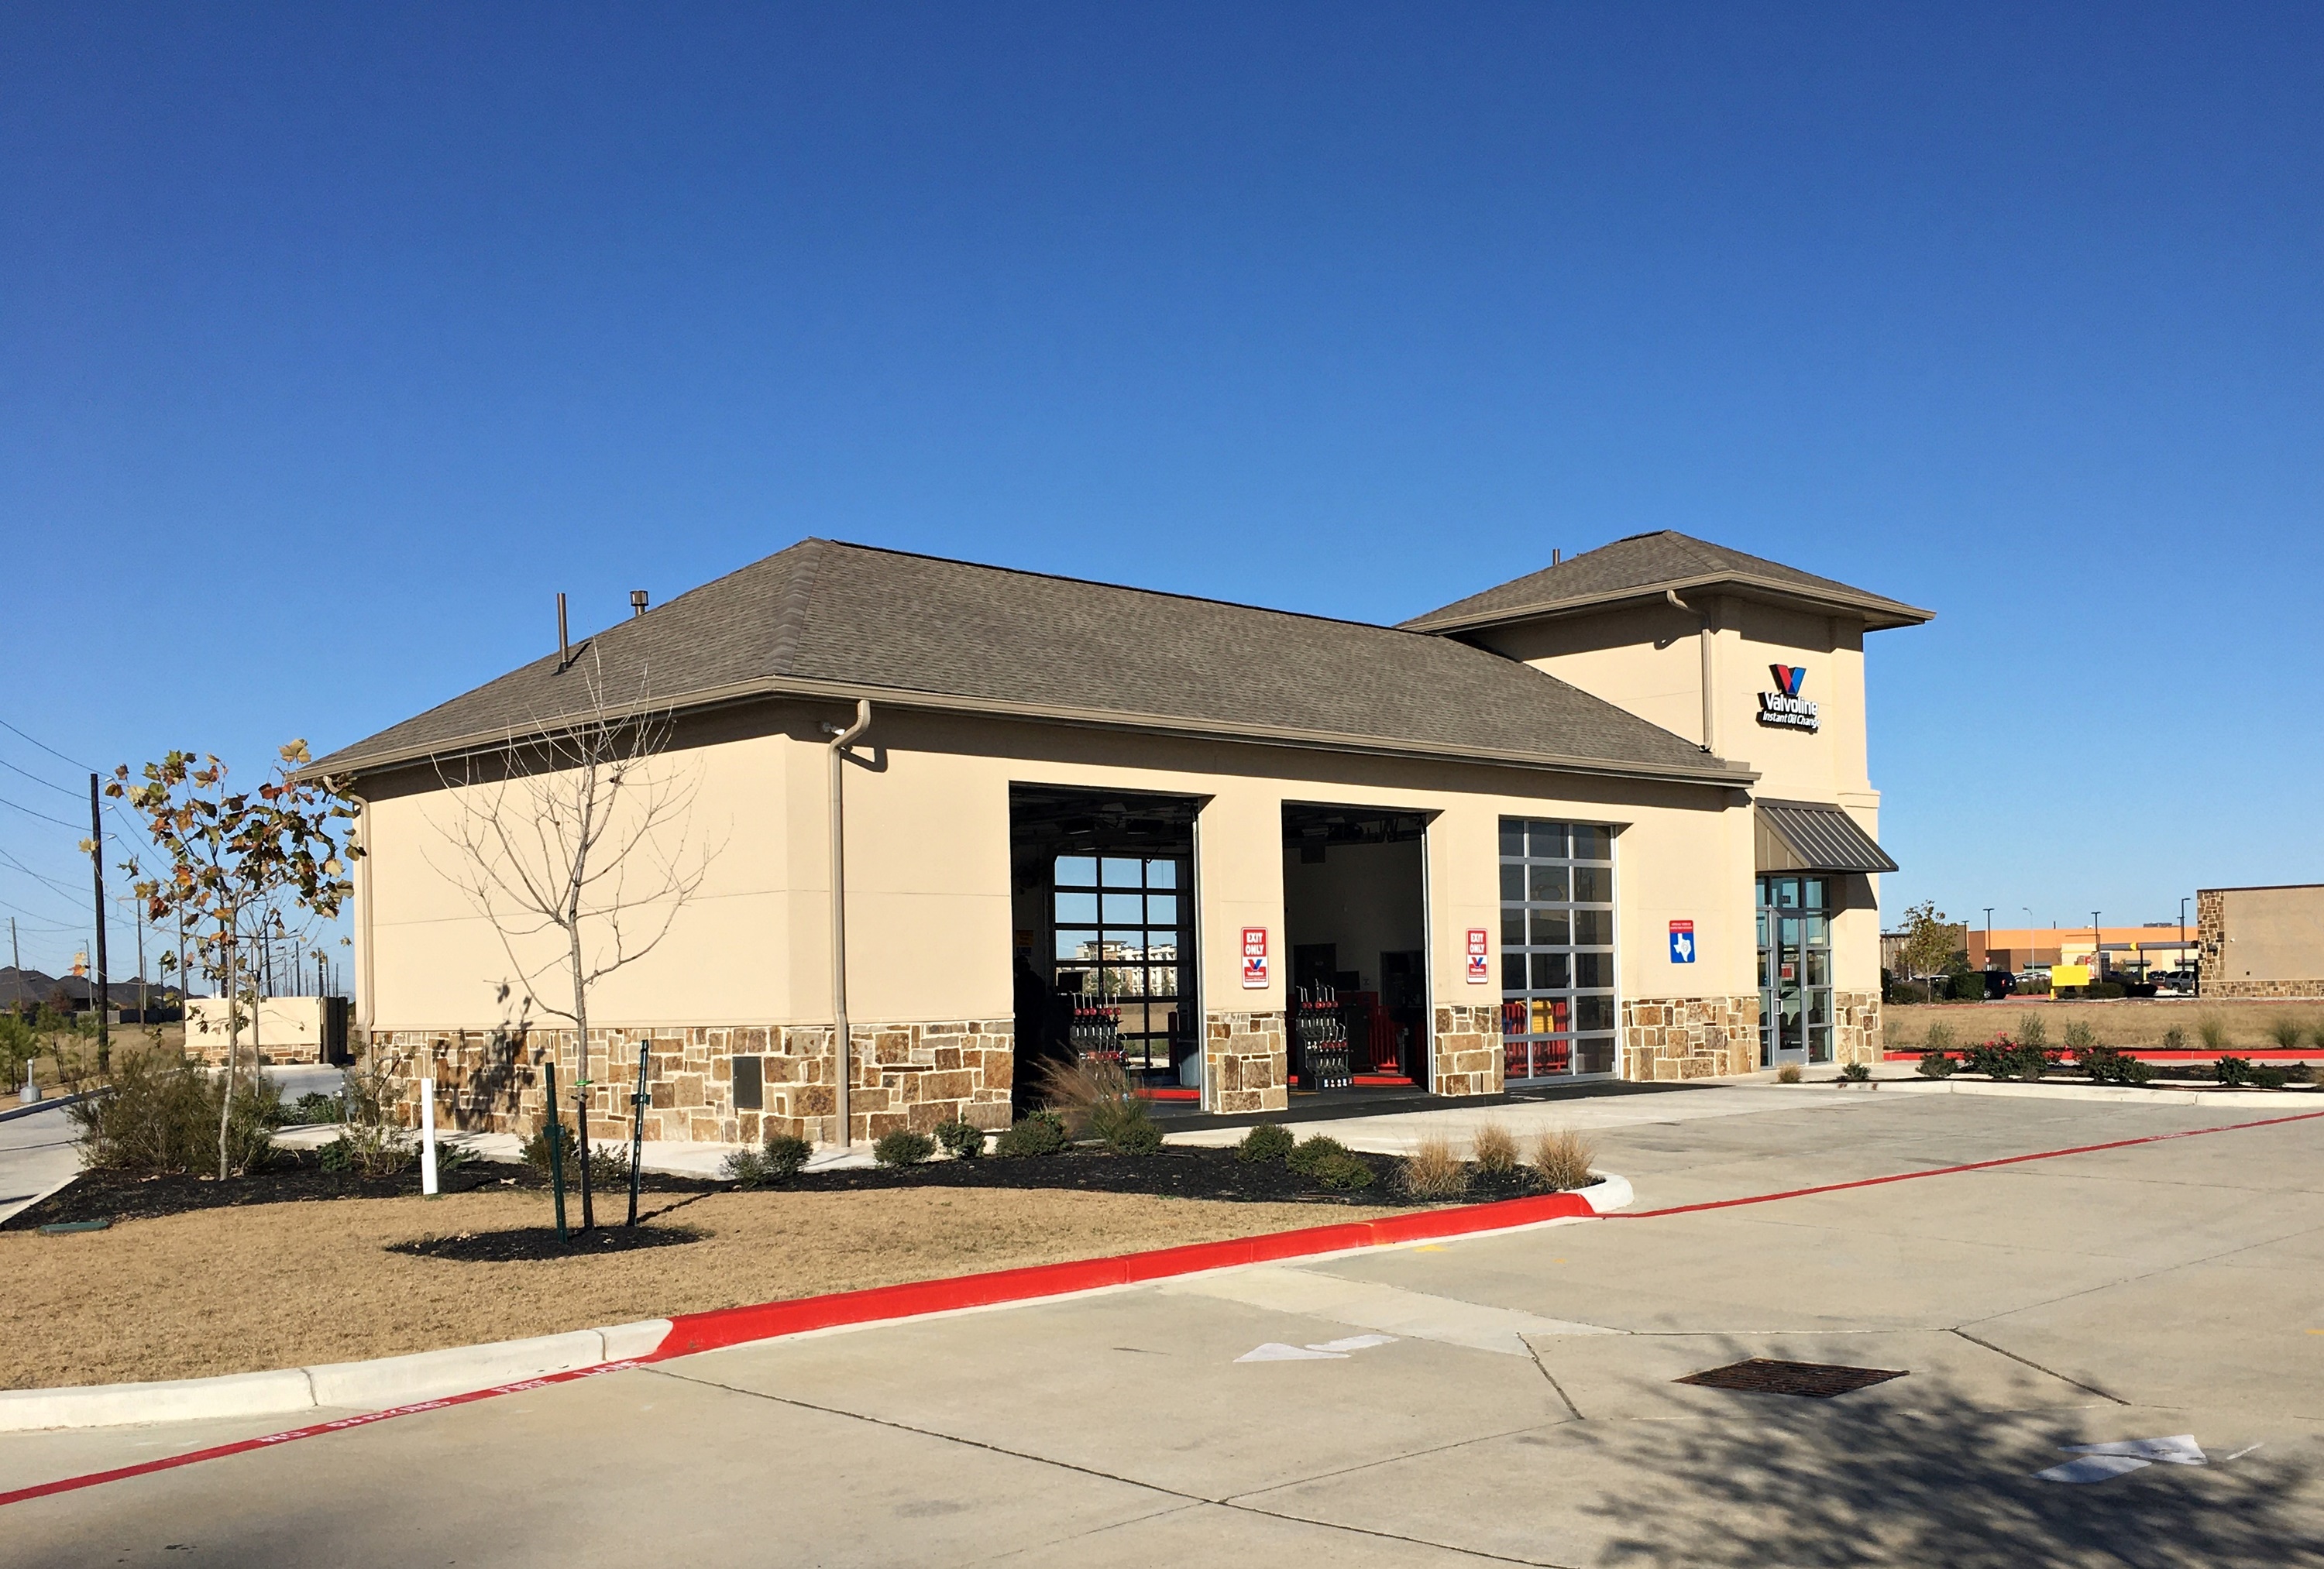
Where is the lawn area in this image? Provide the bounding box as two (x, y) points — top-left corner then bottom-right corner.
(1886, 995), (2324, 1050)
(0, 1186), (1398, 1391)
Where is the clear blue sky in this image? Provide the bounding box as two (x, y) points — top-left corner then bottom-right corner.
(3, 3), (2319, 977)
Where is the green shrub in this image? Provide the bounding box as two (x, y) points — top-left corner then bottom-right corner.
(2269, 1017), (2305, 1050)
(1947, 970), (1984, 1001)
(2087, 981), (2125, 1000)
(521, 1121), (630, 1189)
(1236, 1122), (1296, 1163)
(2249, 1064), (2289, 1090)
(1085, 1093), (1164, 1155)
(874, 1129), (935, 1167)
(1916, 1050), (1958, 1079)
(722, 1132), (814, 1188)
(2285, 1063), (2315, 1085)
(1886, 980), (1931, 1005)
(1922, 1022), (1958, 1055)
(2214, 1056), (2254, 1087)
(285, 1090), (346, 1125)
(2161, 1026), (2187, 1051)
(2078, 1045), (2154, 1087)
(318, 1121), (417, 1176)
(1839, 1061), (1871, 1083)
(933, 1119), (985, 1159)
(994, 1110), (1071, 1159)
(68, 1052), (274, 1175)
(1308, 1151), (1376, 1190)
(2016, 1015), (2049, 1050)
(1963, 1038), (2053, 1081)
(1286, 1134), (1351, 1177)
(2062, 1019), (2097, 1052)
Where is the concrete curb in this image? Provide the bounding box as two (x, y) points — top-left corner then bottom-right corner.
(0, 1171), (1638, 1434)
(0, 1091), (100, 1126)
(0, 1319), (672, 1434)
(1771, 1078), (2320, 1108)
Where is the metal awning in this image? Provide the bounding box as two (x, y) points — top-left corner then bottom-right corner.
(1755, 798), (1897, 874)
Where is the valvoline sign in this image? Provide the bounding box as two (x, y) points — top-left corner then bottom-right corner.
(1757, 664), (1820, 733)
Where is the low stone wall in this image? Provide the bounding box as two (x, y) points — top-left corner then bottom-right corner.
(365, 1018), (1014, 1148)
(2193, 979), (2324, 1000)
(1204, 1011), (1287, 1114)
(1621, 995), (1759, 1080)
(1833, 990), (1882, 1065)
(1432, 1004), (1500, 1096)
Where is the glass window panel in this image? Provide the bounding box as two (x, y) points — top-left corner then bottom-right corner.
(1101, 857), (1143, 888)
(1099, 966), (1140, 998)
(1146, 894), (1177, 927)
(1531, 953), (1570, 989)
(1780, 916), (1803, 947)
(1808, 990), (1831, 1026)
(1570, 825), (1611, 860)
(1756, 912), (1768, 947)
(1501, 1000), (1526, 1038)
(1502, 953), (1527, 990)
(1532, 997), (1569, 1035)
(1054, 929), (1100, 962)
(1145, 860), (1177, 889)
(1147, 966), (1177, 997)
(1757, 881), (1771, 908)
(1535, 1037), (1572, 1075)
(1101, 892), (1144, 925)
(1572, 866), (1611, 902)
(1504, 1039), (1532, 1080)
(1805, 877), (1826, 909)
(1054, 856), (1098, 887)
(1502, 908), (1527, 947)
(1809, 1025), (1833, 1064)
(1055, 891), (1098, 924)
(1576, 995), (1614, 1032)
(1528, 821), (1567, 858)
(1572, 909), (1612, 946)
(1804, 951), (1830, 987)
(1756, 952), (1769, 987)
(1500, 864), (1525, 902)
(1775, 878), (1800, 908)
(1531, 909), (1570, 946)
(1574, 952), (1611, 988)
(1498, 820), (1525, 857)
(1804, 915), (1828, 946)
(1528, 864), (1569, 902)
(1574, 1035), (1615, 1074)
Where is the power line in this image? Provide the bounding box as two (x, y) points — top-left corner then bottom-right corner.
(0, 716), (93, 774)
(0, 795), (82, 831)
(0, 755), (77, 797)
(0, 849), (92, 906)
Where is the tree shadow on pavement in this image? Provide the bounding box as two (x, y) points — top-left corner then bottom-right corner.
(1567, 1369), (2321, 1569)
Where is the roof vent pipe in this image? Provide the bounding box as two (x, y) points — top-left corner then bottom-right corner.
(823, 699), (873, 1148)
(556, 592), (569, 670)
(1552, 548), (1562, 565)
(1666, 589), (1716, 754)
(630, 589), (648, 617)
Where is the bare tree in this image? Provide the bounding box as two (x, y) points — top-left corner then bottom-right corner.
(425, 651), (719, 1190)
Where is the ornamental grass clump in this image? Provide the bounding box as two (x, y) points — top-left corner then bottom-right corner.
(1401, 1135), (1469, 1200)
(1037, 1057), (1163, 1154)
(1471, 1121), (1518, 1175)
(2198, 1015), (2231, 1052)
(1530, 1128), (1597, 1190)
(1775, 1063), (1803, 1083)
(2161, 1026), (2187, 1051)
(1236, 1122), (1296, 1163)
(2270, 1016), (2306, 1051)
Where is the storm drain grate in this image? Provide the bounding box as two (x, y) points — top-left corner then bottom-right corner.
(1675, 1358), (1907, 1399)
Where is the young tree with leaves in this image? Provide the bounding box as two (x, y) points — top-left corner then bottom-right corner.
(110, 741), (358, 1179)
(1896, 898), (1968, 980)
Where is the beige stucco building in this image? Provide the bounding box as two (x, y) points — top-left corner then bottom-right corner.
(310, 531), (1928, 1146)
(2197, 884), (2324, 997)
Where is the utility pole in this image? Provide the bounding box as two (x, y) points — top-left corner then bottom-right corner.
(1982, 907), (1995, 970)
(134, 905), (149, 1018)
(88, 774), (109, 1072)
(2091, 911), (2102, 983)
(9, 915), (19, 1015)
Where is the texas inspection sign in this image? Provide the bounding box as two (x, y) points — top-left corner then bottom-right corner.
(1757, 663), (1820, 733)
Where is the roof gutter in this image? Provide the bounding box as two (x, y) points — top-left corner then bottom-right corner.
(1665, 589), (1716, 754)
(301, 678), (1757, 791)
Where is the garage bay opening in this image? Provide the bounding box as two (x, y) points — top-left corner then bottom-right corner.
(1281, 803), (1432, 1099)
(1009, 786), (1202, 1117)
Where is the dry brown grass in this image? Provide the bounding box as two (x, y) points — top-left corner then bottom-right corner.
(1470, 1121), (1518, 1174)
(0, 1186), (1398, 1391)
(1529, 1128), (1597, 1190)
(1888, 997), (2324, 1051)
(1400, 1135), (1470, 1200)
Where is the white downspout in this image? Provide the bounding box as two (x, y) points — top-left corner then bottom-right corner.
(1666, 590), (1715, 754)
(823, 699), (872, 1148)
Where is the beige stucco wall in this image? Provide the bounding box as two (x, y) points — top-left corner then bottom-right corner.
(2209, 886), (2324, 987)
(352, 699), (1770, 1095)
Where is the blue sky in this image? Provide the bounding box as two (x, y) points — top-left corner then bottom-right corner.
(2, 3), (2319, 976)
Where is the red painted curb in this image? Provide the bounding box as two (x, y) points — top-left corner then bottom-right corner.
(1886, 1048), (2319, 1062)
(651, 1192), (1591, 1357)
(1613, 1106), (2324, 1218)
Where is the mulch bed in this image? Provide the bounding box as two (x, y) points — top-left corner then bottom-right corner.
(389, 1224), (706, 1263)
(9, 1142), (1590, 1232)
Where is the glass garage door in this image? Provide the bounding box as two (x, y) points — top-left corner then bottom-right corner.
(1500, 819), (1617, 1081)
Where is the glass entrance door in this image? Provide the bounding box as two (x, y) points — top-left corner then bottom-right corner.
(1758, 875), (1832, 1066)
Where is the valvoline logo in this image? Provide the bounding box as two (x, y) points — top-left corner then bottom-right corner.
(1757, 664), (1819, 732)
(1769, 664), (1807, 698)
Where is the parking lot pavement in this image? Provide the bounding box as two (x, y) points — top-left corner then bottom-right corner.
(2, 1096), (2319, 1567)
(0, 1105), (84, 1225)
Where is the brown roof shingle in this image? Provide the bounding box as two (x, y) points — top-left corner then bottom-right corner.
(311, 541), (1746, 784)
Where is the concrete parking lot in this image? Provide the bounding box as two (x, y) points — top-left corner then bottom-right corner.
(2, 1091), (2319, 1567)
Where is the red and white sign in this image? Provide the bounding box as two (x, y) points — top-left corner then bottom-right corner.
(1466, 927), (1490, 983)
(1241, 926), (1270, 989)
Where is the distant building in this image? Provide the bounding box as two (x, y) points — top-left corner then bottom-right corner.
(1968, 925), (2193, 980)
(2197, 885), (2324, 998)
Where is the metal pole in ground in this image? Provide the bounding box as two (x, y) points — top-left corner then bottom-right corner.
(544, 1055), (567, 1242)
(576, 1084), (594, 1232)
(627, 1039), (648, 1227)
(87, 775), (109, 1073)
(419, 1073), (438, 1196)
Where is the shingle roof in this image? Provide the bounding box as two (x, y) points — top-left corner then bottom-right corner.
(1401, 530), (1932, 634)
(309, 540), (1747, 785)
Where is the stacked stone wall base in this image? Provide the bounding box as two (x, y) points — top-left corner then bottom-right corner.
(1432, 1004), (1500, 1096)
(1621, 995), (1760, 1080)
(1204, 1011), (1286, 1114)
